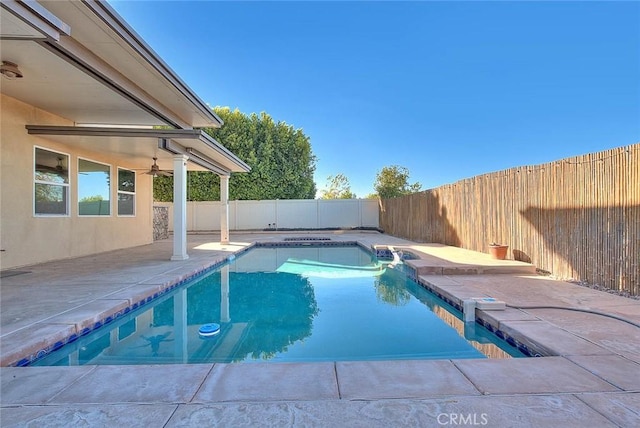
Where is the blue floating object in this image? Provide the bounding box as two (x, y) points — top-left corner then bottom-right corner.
(198, 323), (221, 337)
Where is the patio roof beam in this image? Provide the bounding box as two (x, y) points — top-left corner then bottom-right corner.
(26, 125), (250, 173)
(158, 139), (230, 176)
(196, 131), (251, 172)
(26, 125), (199, 139)
(185, 147), (230, 176)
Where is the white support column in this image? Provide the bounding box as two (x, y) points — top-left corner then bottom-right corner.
(173, 288), (188, 363)
(171, 154), (189, 260)
(220, 174), (230, 245)
(220, 265), (230, 323)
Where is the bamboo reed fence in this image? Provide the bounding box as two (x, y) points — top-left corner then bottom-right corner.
(380, 144), (640, 296)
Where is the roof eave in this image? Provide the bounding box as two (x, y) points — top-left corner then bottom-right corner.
(83, 0), (223, 128)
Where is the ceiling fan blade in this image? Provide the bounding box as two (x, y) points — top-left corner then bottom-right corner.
(36, 163), (65, 172)
(140, 157), (173, 177)
(143, 169), (173, 177)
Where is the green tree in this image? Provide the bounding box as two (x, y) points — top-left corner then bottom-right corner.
(320, 173), (356, 199)
(374, 271), (411, 306)
(373, 165), (421, 199)
(79, 195), (104, 202)
(154, 107), (317, 201)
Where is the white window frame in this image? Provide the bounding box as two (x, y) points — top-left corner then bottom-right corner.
(117, 167), (136, 217)
(78, 157), (112, 217)
(33, 146), (70, 217)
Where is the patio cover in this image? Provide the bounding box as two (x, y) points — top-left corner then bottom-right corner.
(24, 126), (250, 175)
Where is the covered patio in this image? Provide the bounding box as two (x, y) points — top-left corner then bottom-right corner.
(1, 0), (249, 271)
(23, 124), (251, 257)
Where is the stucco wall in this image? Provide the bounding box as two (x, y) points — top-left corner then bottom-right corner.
(0, 95), (154, 269)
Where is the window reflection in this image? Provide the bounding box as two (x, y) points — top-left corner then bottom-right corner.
(78, 158), (110, 216)
(117, 168), (135, 216)
(34, 147), (69, 215)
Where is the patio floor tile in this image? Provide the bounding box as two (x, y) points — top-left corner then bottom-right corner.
(576, 392), (640, 427)
(193, 362), (339, 402)
(453, 357), (620, 395)
(0, 404), (177, 428)
(166, 394), (616, 428)
(566, 355), (640, 391)
(48, 364), (212, 403)
(525, 308), (640, 360)
(499, 320), (612, 356)
(0, 366), (95, 404)
(335, 360), (479, 399)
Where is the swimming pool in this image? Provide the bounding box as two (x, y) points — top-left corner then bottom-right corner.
(31, 245), (526, 366)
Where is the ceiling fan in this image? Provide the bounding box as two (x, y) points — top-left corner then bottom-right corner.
(35, 157), (68, 176)
(144, 157), (173, 177)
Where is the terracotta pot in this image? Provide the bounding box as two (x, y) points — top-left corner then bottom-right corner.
(488, 244), (509, 260)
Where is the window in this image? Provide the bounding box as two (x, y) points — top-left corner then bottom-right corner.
(34, 147), (69, 216)
(117, 168), (136, 216)
(78, 158), (111, 216)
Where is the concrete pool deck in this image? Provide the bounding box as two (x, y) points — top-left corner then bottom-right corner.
(1, 231), (639, 426)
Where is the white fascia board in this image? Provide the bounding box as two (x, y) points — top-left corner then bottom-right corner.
(1, 0), (71, 41)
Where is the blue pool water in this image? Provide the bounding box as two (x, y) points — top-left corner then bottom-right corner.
(32, 245), (526, 366)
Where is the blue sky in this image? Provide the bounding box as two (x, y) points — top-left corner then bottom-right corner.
(110, 1), (639, 198)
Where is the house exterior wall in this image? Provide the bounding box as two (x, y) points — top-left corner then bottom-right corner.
(0, 94), (154, 269)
